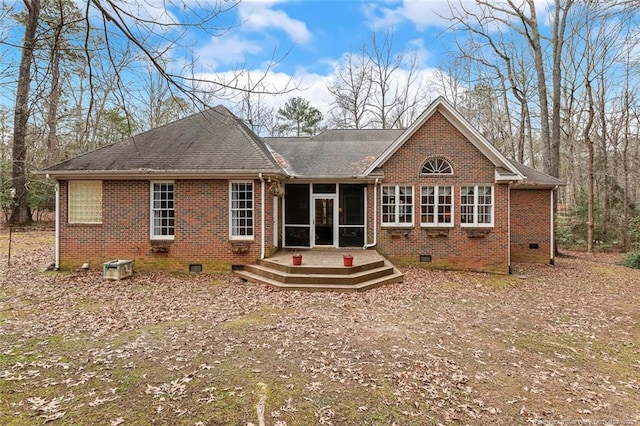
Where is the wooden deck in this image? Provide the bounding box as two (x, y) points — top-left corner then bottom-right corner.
(234, 249), (404, 292)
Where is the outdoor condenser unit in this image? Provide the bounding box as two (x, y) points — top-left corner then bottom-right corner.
(103, 259), (134, 280)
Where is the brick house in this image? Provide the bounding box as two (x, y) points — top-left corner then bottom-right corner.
(42, 97), (563, 275)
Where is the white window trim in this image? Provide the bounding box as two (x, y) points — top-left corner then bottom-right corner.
(229, 181), (255, 241)
(420, 185), (454, 228)
(68, 180), (102, 224)
(381, 184), (414, 227)
(150, 181), (175, 240)
(460, 184), (494, 227)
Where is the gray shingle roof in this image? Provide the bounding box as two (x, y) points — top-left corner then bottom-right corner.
(44, 106), (282, 175)
(508, 160), (565, 187)
(265, 129), (403, 177)
(42, 104), (563, 188)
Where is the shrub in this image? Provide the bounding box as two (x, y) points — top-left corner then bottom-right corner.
(622, 251), (640, 269)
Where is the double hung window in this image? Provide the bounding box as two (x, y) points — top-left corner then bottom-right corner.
(151, 182), (175, 239)
(420, 185), (453, 227)
(460, 185), (493, 226)
(382, 185), (414, 226)
(230, 182), (254, 239)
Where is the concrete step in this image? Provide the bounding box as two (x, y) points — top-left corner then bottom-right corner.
(234, 250), (404, 292)
(257, 258), (386, 275)
(241, 263), (395, 285)
(235, 267), (404, 292)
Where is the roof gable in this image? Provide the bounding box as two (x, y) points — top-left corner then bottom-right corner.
(44, 106), (283, 177)
(363, 97), (524, 181)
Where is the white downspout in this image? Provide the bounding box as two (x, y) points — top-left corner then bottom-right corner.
(363, 178), (379, 249)
(54, 179), (60, 270)
(507, 184), (511, 274)
(259, 173), (266, 259)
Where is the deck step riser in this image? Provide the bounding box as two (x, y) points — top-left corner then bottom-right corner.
(256, 259), (385, 275)
(243, 265), (395, 285)
(234, 270), (404, 292)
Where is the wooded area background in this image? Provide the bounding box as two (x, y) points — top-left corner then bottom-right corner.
(1, 0), (639, 253)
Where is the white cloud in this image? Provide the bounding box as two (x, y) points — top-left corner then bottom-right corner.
(195, 35), (264, 68)
(196, 54), (446, 127)
(365, 0), (552, 33)
(396, 0), (463, 30)
(238, 2), (312, 45)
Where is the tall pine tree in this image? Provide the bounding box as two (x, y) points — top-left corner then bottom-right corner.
(275, 97), (323, 136)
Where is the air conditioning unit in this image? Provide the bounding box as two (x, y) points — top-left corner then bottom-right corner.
(103, 259), (134, 280)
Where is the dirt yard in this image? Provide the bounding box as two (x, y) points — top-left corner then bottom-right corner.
(1, 230), (639, 425)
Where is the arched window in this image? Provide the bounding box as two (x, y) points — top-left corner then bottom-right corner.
(421, 157), (453, 175)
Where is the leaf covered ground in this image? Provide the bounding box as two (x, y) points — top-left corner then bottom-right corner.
(1, 230), (639, 425)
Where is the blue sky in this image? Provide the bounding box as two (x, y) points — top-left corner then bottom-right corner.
(1, 0), (553, 119)
(186, 0), (489, 115)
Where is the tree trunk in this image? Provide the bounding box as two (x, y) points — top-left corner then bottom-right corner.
(46, 22), (63, 166)
(584, 76), (595, 253)
(10, 0), (41, 226)
(550, 0), (574, 179)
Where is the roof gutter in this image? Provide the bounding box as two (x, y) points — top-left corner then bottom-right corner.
(35, 169), (287, 180)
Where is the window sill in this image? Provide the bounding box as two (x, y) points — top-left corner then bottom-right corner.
(463, 228), (492, 238)
(383, 227), (413, 238)
(422, 228), (450, 237)
(230, 241), (251, 254)
(150, 240), (173, 253)
(381, 225), (414, 230)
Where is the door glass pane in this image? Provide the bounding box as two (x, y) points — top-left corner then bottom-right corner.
(314, 198), (334, 245)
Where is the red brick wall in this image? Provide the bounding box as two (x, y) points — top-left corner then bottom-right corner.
(376, 111), (510, 273)
(59, 179), (268, 272)
(510, 188), (552, 263)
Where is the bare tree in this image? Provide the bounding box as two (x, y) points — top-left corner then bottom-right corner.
(6, 0), (293, 225)
(328, 29), (429, 130)
(11, 0), (41, 225)
(232, 73), (275, 136)
(327, 51), (372, 129)
(386, 50), (429, 129)
(447, 0), (575, 178)
(367, 30), (403, 129)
